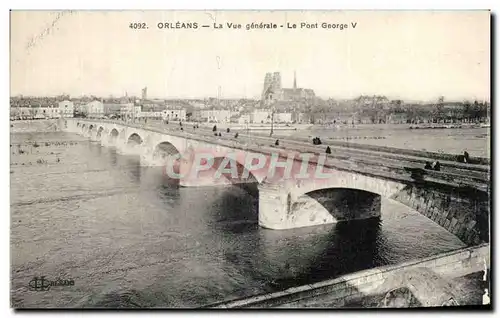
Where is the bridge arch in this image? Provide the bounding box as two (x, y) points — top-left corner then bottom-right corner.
(127, 133), (143, 146)
(153, 141), (181, 160)
(295, 187), (382, 223)
(291, 171), (403, 201)
(282, 171), (488, 245)
(109, 128), (120, 145)
(284, 173), (407, 227)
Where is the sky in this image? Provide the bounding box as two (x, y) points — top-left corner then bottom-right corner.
(10, 10), (490, 101)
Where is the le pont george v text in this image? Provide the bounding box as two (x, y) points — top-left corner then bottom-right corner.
(156, 21), (357, 30)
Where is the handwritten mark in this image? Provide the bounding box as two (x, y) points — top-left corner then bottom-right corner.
(216, 56), (222, 69)
(205, 12), (217, 24)
(25, 10), (75, 53)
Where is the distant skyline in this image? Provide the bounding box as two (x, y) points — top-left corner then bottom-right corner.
(10, 11), (490, 102)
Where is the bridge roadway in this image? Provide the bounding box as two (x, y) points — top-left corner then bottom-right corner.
(76, 118), (490, 193)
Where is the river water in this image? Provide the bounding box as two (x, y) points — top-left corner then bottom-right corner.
(10, 127), (467, 308)
(274, 125), (490, 158)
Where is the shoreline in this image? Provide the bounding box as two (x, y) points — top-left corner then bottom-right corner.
(207, 244), (489, 308)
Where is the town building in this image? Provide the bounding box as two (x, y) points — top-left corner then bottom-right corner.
(251, 110), (272, 124)
(18, 107), (33, 119)
(262, 71), (316, 104)
(58, 100), (74, 118)
(274, 112), (293, 123)
(200, 110), (231, 123)
(238, 114), (251, 124)
(103, 103), (123, 117)
(192, 110), (203, 122)
(85, 100), (104, 118)
(386, 113), (409, 124)
(140, 111), (163, 119)
(120, 103), (141, 119)
(162, 109), (186, 121)
(36, 106), (60, 119)
(292, 112), (310, 124)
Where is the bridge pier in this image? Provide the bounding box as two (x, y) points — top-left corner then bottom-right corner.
(139, 150), (171, 167)
(258, 182), (336, 230)
(89, 131), (98, 142)
(258, 181), (382, 230)
(99, 132), (112, 147)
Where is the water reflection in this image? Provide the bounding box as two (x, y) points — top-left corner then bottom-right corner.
(127, 157), (142, 183)
(250, 218), (382, 290)
(109, 148), (118, 166)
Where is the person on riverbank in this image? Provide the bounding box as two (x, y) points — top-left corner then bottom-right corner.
(326, 146), (331, 154)
(424, 161), (432, 170)
(431, 161), (441, 171)
(234, 132), (239, 139)
(275, 139), (279, 146)
(457, 151), (470, 163)
(313, 137), (322, 145)
(462, 151), (470, 163)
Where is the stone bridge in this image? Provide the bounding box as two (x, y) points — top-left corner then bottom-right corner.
(64, 119), (490, 246)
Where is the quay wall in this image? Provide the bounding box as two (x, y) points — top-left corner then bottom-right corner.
(209, 244), (489, 308)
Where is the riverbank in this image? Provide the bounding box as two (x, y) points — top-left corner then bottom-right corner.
(208, 244), (489, 308)
(10, 119), (61, 133)
(196, 122), (313, 132)
(409, 123), (490, 130)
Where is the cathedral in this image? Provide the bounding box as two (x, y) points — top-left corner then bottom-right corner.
(261, 71), (316, 103)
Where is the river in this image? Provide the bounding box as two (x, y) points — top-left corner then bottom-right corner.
(271, 124), (490, 158)
(10, 126), (467, 308)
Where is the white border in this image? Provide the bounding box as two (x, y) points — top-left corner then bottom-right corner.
(3, 1), (498, 317)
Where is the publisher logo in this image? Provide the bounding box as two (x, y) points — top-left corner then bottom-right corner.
(28, 276), (75, 292)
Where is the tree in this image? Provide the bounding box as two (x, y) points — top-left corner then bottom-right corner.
(28, 107), (37, 119)
(392, 100), (404, 113)
(10, 107), (20, 119)
(462, 100), (472, 121)
(432, 96), (445, 122)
